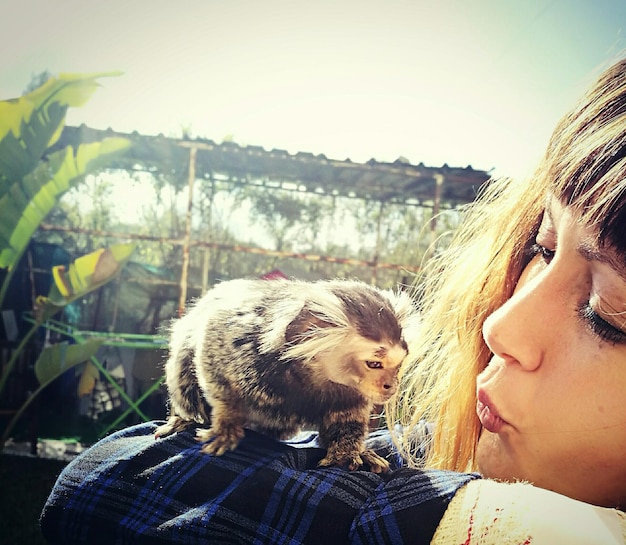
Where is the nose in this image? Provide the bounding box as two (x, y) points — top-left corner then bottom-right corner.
(382, 376), (398, 395)
(482, 258), (554, 372)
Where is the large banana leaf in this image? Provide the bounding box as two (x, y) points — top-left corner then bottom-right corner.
(0, 71), (122, 190)
(52, 242), (136, 296)
(34, 338), (104, 385)
(0, 137), (131, 269)
(35, 242), (136, 323)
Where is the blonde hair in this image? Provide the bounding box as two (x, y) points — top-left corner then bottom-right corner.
(389, 57), (626, 471)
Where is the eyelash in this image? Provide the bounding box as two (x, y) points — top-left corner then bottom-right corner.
(527, 243), (555, 263)
(577, 304), (626, 345)
(528, 243), (626, 345)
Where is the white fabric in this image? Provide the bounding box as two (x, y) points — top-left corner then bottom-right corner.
(431, 478), (626, 544)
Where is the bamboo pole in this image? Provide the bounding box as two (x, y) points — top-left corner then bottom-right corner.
(370, 201), (385, 285)
(178, 146), (197, 316)
(426, 174), (445, 259)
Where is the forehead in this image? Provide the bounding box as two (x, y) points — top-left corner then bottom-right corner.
(353, 337), (407, 368)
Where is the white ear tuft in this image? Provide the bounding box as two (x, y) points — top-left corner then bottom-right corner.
(257, 297), (307, 354)
(383, 288), (422, 345)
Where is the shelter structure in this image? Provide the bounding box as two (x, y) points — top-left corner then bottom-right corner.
(57, 125), (490, 205)
(50, 125), (492, 315)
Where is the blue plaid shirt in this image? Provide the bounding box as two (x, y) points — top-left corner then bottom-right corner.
(40, 422), (479, 544)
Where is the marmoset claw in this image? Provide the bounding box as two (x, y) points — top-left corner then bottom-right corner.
(359, 449), (390, 473)
(196, 425), (244, 456)
(318, 448), (389, 473)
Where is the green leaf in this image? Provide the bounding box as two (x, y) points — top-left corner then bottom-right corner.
(0, 137), (131, 269)
(0, 71), (122, 187)
(0, 102), (67, 193)
(34, 338), (104, 386)
(34, 242), (136, 322)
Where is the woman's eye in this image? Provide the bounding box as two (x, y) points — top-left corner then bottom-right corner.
(578, 304), (626, 345)
(366, 360), (383, 369)
(528, 243), (556, 264)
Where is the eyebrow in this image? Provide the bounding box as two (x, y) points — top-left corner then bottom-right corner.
(373, 346), (388, 358)
(546, 196), (626, 282)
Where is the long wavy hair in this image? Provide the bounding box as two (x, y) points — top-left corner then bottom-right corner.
(388, 57), (626, 471)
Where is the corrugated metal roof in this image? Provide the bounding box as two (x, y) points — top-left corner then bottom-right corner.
(56, 125), (492, 207)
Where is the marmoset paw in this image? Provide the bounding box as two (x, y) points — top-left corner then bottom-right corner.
(359, 449), (390, 474)
(318, 451), (363, 471)
(154, 425), (171, 439)
(318, 448), (390, 473)
(155, 416), (193, 439)
(196, 425), (245, 456)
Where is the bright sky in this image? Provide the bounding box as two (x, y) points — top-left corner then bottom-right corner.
(2, 0), (625, 179)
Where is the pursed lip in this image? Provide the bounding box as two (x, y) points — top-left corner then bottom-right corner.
(476, 388), (507, 433)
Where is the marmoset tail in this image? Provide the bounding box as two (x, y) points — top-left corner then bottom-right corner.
(155, 277), (419, 473)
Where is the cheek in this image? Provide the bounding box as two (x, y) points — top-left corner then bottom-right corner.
(536, 364), (621, 427)
(571, 371), (626, 432)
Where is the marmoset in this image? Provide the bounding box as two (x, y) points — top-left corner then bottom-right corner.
(155, 277), (418, 473)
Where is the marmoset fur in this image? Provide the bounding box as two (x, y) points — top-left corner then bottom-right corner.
(155, 277), (418, 473)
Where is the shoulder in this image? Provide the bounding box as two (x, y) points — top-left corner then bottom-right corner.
(433, 479), (626, 545)
(41, 421), (476, 545)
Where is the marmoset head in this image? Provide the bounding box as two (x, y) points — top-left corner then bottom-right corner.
(280, 280), (412, 403)
(323, 330), (407, 403)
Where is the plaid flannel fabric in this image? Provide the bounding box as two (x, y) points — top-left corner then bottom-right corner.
(40, 422), (479, 544)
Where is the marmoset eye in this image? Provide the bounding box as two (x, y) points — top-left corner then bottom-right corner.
(365, 360), (383, 369)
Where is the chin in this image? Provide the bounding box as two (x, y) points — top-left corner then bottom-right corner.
(475, 429), (522, 482)
(476, 430), (625, 507)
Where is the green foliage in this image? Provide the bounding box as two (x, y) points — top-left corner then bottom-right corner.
(0, 139), (130, 268)
(248, 188), (326, 252)
(35, 242), (137, 322)
(34, 339), (104, 386)
(21, 70), (54, 95)
(0, 340), (104, 450)
(0, 71), (121, 186)
(0, 72), (135, 447)
(0, 72), (131, 306)
(0, 243), (135, 449)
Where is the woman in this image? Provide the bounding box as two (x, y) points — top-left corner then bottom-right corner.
(392, 55), (626, 508)
(41, 59), (626, 544)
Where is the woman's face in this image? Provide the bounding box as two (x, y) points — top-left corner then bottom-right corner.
(476, 197), (626, 507)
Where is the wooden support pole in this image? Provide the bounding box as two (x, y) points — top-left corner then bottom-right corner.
(371, 200), (385, 285)
(431, 174), (444, 232)
(426, 174), (445, 259)
(178, 146), (197, 316)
